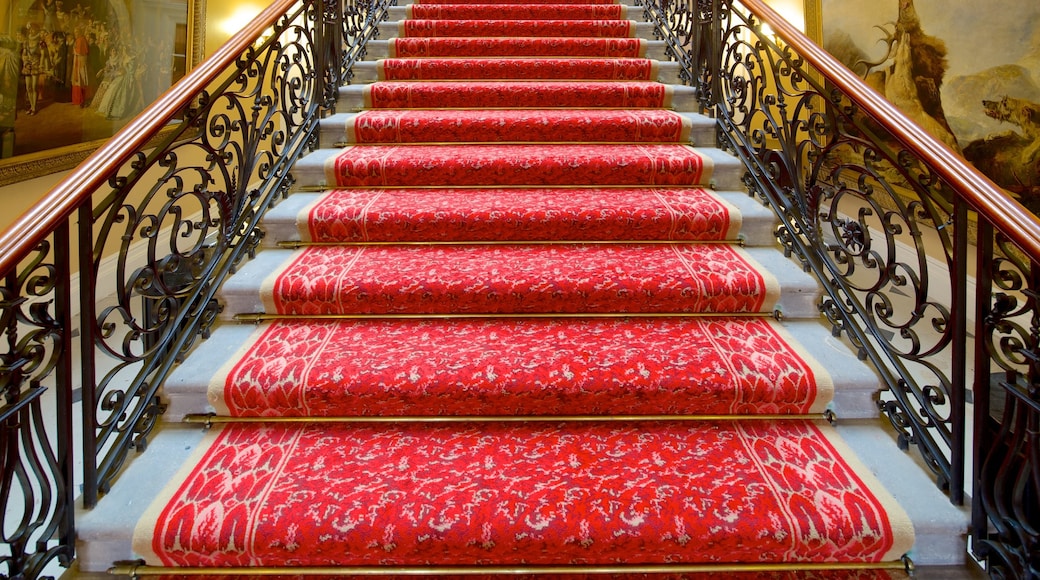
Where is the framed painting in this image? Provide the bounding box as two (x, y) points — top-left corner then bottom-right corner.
(0, 0), (206, 186)
(819, 0), (1040, 213)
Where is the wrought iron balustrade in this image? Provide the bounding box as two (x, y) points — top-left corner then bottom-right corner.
(0, 0), (392, 576)
(637, 0), (1040, 576)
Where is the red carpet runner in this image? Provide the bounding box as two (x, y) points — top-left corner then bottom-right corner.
(340, 111), (693, 144)
(137, 422), (906, 567)
(261, 244), (777, 315)
(132, 0), (914, 572)
(324, 144), (710, 187)
(211, 318), (831, 417)
(303, 188), (735, 242)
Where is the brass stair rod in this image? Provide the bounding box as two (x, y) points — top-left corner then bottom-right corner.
(112, 559), (913, 576)
(277, 239), (746, 247)
(184, 412), (833, 425)
(233, 311), (784, 323)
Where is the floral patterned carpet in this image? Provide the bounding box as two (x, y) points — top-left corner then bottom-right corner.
(131, 0), (916, 572)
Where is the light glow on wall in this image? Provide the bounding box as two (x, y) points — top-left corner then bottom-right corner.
(764, 0), (806, 32)
(744, 0), (807, 41)
(219, 5), (266, 37)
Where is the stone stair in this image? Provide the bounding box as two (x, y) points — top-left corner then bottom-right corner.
(74, 0), (970, 573)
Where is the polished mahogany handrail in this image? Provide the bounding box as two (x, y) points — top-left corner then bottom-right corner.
(739, 0), (1040, 259)
(0, 0), (298, 278)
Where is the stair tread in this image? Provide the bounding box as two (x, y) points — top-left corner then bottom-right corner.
(306, 144), (720, 188)
(398, 19), (641, 38)
(191, 317), (835, 417)
(296, 145), (744, 194)
(130, 420), (912, 567)
(238, 243), (783, 316)
(220, 245), (820, 318)
(299, 187), (738, 242)
(364, 58), (662, 81)
(384, 37), (653, 58)
(263, 189), (780, 247)
(328, 109), (700, 144)
(342, 81), (684, 110)
(164, 318), (883, 420)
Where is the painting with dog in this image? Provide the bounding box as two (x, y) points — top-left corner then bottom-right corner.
(822, 0), (1040, 213)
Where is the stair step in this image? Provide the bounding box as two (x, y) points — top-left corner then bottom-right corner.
(236, 244), (780, 316)
(367, 38), (666, 59)
(218, 245), (820, 318)
(166, 320), (881, 419)
(76, 414), (973, 573)
(414, 0), (630, 4)
(389, 4), (640, 21)
(391, 19), (654, 38)
(319, 110), (713, 147)
(350, 58), (680, 84)
(162, 318), (886, 422)
(338, 81), (697, 111)
(266, 187), (743, 243)
(161, 317), (882, 420)
(262, 189), (779, 247)
(292, 145), (743, 190)
(69, 0), (979, 572)
(127, 421), (914, 567)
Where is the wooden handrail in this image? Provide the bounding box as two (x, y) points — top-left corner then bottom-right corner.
(0, 0), (299, 277)
(739, 0), (1040, 260)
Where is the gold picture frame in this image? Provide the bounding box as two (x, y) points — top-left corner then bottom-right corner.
(0, 0), (206, 187)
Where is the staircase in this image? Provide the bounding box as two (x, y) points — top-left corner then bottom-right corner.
(75, 0), (969, 575)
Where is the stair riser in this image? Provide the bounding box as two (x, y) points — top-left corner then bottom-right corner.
(207, 317), (833, 418)
(269, 244), (779, 316)
(325, 144), (713, 188)
(387, 5), (645, 21)
(164, 319), (879, 421)
(280, 187), (741, 243)
(218, 246), (820, 319)
(382, 20), (656, 39)
(132, 421), (912, 568)
(364, 39), (670, 60)
(319, 111), (716, 148)
(320, 110), (712, 147)
(262, 189), (780, 247)
(350, 59), (681, 84)
(292, 146), (745, 191)
(337, 82), (702, 112)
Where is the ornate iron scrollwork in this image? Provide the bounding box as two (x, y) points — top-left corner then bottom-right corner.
(665, 0), (967, 500)
(80, 1), (325, 496)
(972, 231), (1040, 578)
(0, 235), (75, 578)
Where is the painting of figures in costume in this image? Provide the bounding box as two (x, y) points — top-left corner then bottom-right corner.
(0, 0), (197, 184)
(821, 0), (1040, 213)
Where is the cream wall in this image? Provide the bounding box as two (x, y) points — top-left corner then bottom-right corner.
(0, 172), (68, 231)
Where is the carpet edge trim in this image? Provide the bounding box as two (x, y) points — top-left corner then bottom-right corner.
(730, 245), (782, 313)
(259, 248), (305, 315)
(814, 422), (917, 562)
(763, 319), (834, 414)
(130, 425), (229, 565)
(299, 194), (324, 243)
(207, 323), (275, 417)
